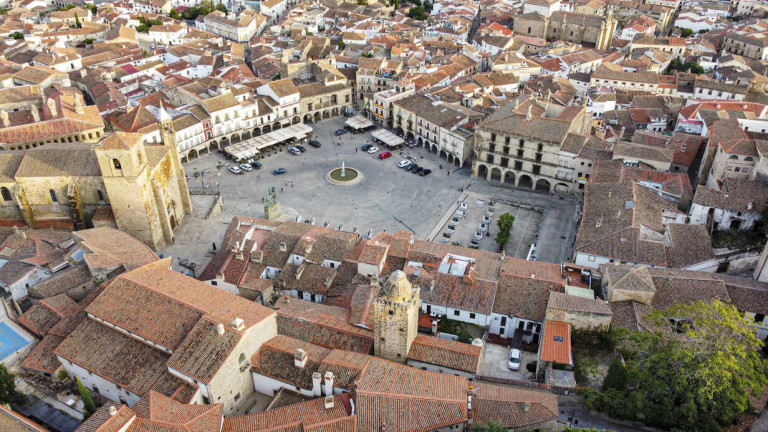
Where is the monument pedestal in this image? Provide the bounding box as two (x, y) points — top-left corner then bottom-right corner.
(264, 202), (282, 220)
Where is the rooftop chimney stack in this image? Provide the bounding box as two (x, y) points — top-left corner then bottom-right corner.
(312, 372), (322, 397)
(324, 371), (334, 396)
(0, 110), (8, 127)
(526, 104), (532, 121)
(294, 348), (308, 368)
(324, 395), (335, 410)
(216, 323), (225, 335)
(109, 406), (117, 416)
(231, 317), (244, 331)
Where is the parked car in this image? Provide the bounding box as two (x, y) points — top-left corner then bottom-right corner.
(474, 231), (483, 241)
(419, 169), (432, 176)
(367, 146), (379, 154)
(404, 162), (417, 170)
(398, 160), (411, 168)
(361, 144), (373, 151)
(239, 163), (253, 172)
(308, 140), (321, 148)
(379, 151), (392, 159)
(296, 145), (306, 152)
(288, 147), (301, 155)
(334, 128), (348, 136)
(459, 202), (468, 211)
(251, 161), (262, 169)
(407, 164), (421, 172)
(412, 167), (424, 174)
(273, 168), (287, 175)
(508, 348), (521, 370)
(228, 165), (242, 174)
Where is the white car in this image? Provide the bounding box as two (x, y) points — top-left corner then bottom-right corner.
(239, 163), (253, 172)
(398, 160), (411, 168)
(508, 348), (521, 370)
(367, 146), (379, 154)
(228, 165), (242, 174)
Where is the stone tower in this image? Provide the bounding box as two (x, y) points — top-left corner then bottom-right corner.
(157, 103), (192, 216)
(93, 132), (167, 250)
(373, 270), (420, 363)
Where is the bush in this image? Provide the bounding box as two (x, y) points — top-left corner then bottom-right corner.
(9, 31), (23, 40)
(602, 357), (628, 392)
(57, 369), (69, 381)
(526, 361), (537, 373)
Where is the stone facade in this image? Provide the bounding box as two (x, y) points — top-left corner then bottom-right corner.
(544, 307), (612, 331)
(372, 271), (420, 363)
(513, 11), (617, 51)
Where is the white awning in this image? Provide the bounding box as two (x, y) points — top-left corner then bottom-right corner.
(345, 115), (373, 130)
(223, 123), (316, 159)
(371, 129), (404, 148)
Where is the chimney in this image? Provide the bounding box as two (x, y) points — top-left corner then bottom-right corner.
(215, 271), (225, 281)
(294, 348), (308, 368)
(312, 372), (322, 396)
(74, 97), (84, 114)
(324, 395), (335, 409)
(463, 267), (477, 285)
(20, 230), (26, 240)
(279, 241), (287, 252)
(323, 371), (334, 396)
(619, 126), (625, 141)
(30, 105), (39, 121)
(0, 110), (8, 127)
(250, 250), (264, 263)
(523, 402), (531, 412)
(500, 250), (505, 261)
(231, 317), (244, 331)
(47, 98), (57, 117)
(526, 104), (532, 121)
(109, 406), (117, 416)
(431, 319), (438, 335)
(216, 323), (225, 335)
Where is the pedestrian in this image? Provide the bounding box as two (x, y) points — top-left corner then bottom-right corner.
(280, 187), (283, 193)
(356, 148), (358, 153)
(447, 170), (450, 176)
(291, 183), (294, 188)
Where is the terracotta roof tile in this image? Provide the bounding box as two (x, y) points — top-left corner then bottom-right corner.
(540, 321), (572, 365)
(406, 334), (481, 374)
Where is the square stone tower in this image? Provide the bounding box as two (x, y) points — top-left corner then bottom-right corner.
(373, 270), (420, 363)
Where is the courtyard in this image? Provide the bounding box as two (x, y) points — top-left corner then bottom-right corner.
(163, 116), (582, 271)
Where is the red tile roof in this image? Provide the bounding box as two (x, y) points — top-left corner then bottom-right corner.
(406, 335), (481, 374)
(540, 321), (572, 365)
(471, 383), (558, 429)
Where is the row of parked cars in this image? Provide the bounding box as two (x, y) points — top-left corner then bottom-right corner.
(397, 159), (431, 176)
(228, 160), (262, 175)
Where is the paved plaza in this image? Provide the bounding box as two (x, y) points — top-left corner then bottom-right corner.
(163, 116), (582, 271)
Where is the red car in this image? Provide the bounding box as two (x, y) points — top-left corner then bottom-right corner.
(378, 151), (392, 159)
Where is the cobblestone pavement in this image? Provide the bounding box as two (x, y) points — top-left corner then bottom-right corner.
(162, 116), (582, 269)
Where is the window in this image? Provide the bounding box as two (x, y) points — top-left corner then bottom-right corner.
(0, 187), (11, 202)
(49, 189), (57, 202)
(113, 158), (122, 170)
(469, 313), (476, 319)
(96, 190), (104, 202)
(453, 310), (460, 316)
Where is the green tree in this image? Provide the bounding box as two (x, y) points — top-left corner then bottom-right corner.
(677, 27), (693, 38)
(393, 0), (399, 9)
(0, 364), (25, 405)
(169, 8), (181, 19)
(9, 31), (24, 40)
(337, 41), (346, 49)
(62, 3), (75, 10)
(586, 300), (768, 431)
(87, 3), (97, 14)
(361, 52), (373, 58)
(77, 377), (97, 420)
(216, 1), (227, 12)
(602, 357), (628, 392)
(494, 212), (515, 249)
(74, 12), (82, 28)
(357, 0), (368, 4)
(470, 419), (506, 432)
(83, 38), (95, 44)
(407, 5), (428, 20)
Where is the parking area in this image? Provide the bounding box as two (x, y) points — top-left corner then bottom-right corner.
(165, 116), (582, 270)
(433, 191), (544, 258)
(477, 343), (537, 381)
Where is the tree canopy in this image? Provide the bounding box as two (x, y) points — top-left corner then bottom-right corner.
(0, 364), (25, 405)
(494, 212), (515, 250)
(77, 377), (97, 420)
(584, 300), (768, 431)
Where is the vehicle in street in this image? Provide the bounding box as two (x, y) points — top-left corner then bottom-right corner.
(474, 231), (483, 241)
(508, 348), (521, 370)
(419, 169), (432, 176)
(239, 163), (253, 172)
(398, 160), (411, 168)
(412, 167), (425, 174)
(361, 144), (373, 151)
(251, 161), (262, 169)
(407, 164), (421, 172)
(296, 145), (306, 152)
(379, 151), (392, 159)
(404, 162), (417, 170)
(228, 165), (242, 174)
(334, 128), (347, 136)
(459, 202), (468, 211)
(367, 146), (379, 154)
(288, 147), (301, 155)
(308, 140), (321, 148)
(273, 168), (287, 175)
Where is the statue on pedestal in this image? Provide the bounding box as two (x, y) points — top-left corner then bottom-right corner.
(264, 186), (282, 220)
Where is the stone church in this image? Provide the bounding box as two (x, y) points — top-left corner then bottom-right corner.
(0, 106), (191, 250)
(513, 11), (617, 50)
(372, 270), (420, 363)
